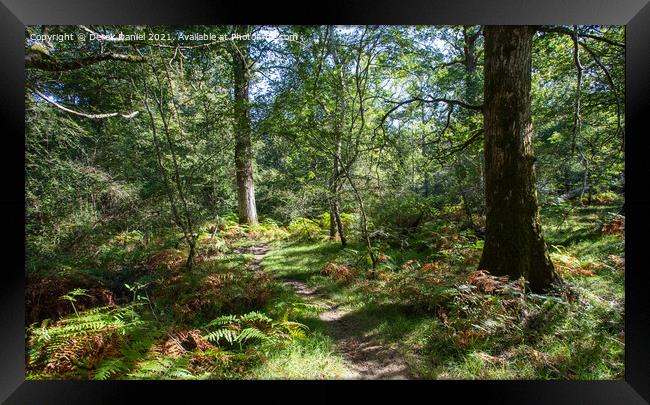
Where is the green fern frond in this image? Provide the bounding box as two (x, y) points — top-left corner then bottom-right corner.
(239, 311), (272, 323)
(203, 328), (237, 344)
(236, 327), (270, 344)
(94, 358), (128, 380)
(205, 314), (237, 327)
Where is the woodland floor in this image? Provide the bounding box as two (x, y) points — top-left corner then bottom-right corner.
(25, 203), (625, 380)
(243, 242), (412, 379)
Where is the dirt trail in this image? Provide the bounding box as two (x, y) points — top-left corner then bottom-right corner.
(286, 278), (413, 380)
(235, 243), (270, 273)
(242, 243), (413, 380)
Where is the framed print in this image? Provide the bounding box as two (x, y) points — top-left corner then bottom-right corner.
(1, 0), (648, 403)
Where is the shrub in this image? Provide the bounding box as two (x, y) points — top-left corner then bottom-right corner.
(590, 191), (622, 205)
(246, 219), (290, 241)
(372, 193), (437, 230)
(321, 260), (357, 284)
(287, 217), (323, 240)
(111, 230), (144, 247)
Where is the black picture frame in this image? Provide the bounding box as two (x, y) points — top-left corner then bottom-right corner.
(1, 0), (648, 403)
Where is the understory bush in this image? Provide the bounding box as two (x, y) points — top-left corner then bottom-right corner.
(287, 217), (324, 240)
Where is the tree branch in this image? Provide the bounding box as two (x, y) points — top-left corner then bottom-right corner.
(34, 89), (139, 119)
(535, 26), (624, 48)
(436, 128), (484, 162)
(26, 48), (147, 71)
(578, 39), (624, 144)
(376, 96), (482, 131)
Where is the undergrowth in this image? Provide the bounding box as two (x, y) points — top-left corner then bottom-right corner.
(26, 203), (624, 380)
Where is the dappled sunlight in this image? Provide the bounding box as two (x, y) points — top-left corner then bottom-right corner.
(25, 24), (624, 381)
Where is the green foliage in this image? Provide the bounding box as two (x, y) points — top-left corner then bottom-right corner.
(245, 219), (291, 240)
(27, 305), (145, 376)
(156, 261), (275, 322)
(202, 311), (308, 349)
(287, 217), (324, 241)
(369, 192), (438, 235)
(126, 357), (194, 380)
(94, 357), (131, 380)
(112, 230), (144, 246)
(59, 288), (90, 317)
(25, 24), (624, 381)
(383, 268), (460, 311)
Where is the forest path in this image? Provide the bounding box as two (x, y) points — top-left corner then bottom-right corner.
(243, 242), (413, 380)
(235, 243), (271, 273)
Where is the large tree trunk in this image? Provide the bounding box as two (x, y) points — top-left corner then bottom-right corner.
(232, 26), (258, 225)
(478, 26), (560, 293)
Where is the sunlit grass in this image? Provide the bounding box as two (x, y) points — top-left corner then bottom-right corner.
(250, 332), (350, 379)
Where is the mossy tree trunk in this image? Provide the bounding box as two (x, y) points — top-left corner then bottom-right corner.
(478, 26), (560, 292)
(231, 26), (258, 225)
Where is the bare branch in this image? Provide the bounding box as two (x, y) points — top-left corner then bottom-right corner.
(34, 89), (139, 119)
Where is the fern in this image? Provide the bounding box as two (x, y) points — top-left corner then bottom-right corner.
(239, 311), (272, 323)
(127, 357), (193, 380)
(201, 311), (308, 351)
(204, 328), (238, 345)
(279, 321), (309, 339)
(237, 327), (270, 344)
(27, 305), (144, 375)
(205, 314), (238, 327)
(94, 358), (129, 380)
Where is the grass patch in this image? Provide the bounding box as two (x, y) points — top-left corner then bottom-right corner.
(250, 332), (349, 379)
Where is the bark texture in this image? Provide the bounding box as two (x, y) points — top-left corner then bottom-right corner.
(478, 26), (559, 292)
(232, 26), (258, 225)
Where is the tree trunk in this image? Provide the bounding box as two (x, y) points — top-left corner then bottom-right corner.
(329, 135), (347, 246)
(329, 181), (347, 246)
(329, 200), (338, 239)
(453, 26), (482, 230)
(478, 26), (560, 293)
(333, 199), (346, 246)
(328, 177), (346, 246)
(232, 26), (258, 225)
(185, 240), (196, 270)
(462, 25), (480, 103)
